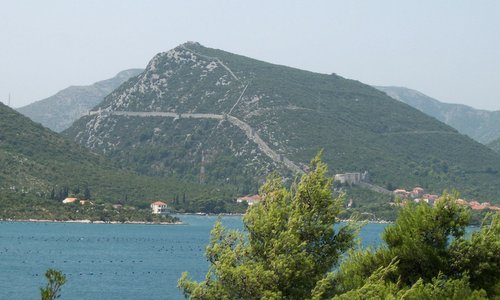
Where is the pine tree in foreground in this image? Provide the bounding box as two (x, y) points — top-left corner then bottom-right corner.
(179, 155), (499, 299)
(178, 154), (357, 299)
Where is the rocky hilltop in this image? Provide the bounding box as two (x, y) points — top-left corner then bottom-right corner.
(375, 86), (500, 144)
(65, 42), (500, 201)
(17, 69), (143, 132)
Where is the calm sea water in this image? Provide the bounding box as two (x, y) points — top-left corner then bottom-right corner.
(0, 215), (386, 299)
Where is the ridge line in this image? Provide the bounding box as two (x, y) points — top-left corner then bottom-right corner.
(179, 45), (240, 81)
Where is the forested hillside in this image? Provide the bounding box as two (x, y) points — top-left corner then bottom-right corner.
(65, 42), (500, 202)
(0, 102), (239, 211)
(488, 138), (500, 153)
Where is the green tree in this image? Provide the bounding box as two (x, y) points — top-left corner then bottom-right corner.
(40, 269), (66, 300)
(178, 154), (357, 299)
(83, 184), (91, 199)
(448, 212), (500, 296)
(332, 193), (470, 294)
(49, 187), (56, 200)
(330, 194), (499, 299)
(329, 266), (487, 300)
(178, 155), (499, 299)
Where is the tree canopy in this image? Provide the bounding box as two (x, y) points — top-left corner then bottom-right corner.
(330, 193), (498, 299)
(179, 156), (499, 299)
(179, 154), (357, 299)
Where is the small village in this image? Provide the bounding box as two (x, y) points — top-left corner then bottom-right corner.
(61, 178), (500, 218)
(391, 186), (500, 211)
(62, 197), (171, 215)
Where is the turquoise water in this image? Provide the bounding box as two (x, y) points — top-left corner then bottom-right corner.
(0, 216), (386, 299)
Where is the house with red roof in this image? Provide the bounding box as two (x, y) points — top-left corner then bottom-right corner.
(150, 201), (168, 214)
(237, 195), (261, 206)
(423, 194), (439, 205)
(62, 197), (78, 204)
(393, 189), (410, 198)
(411, 187), (424, 198)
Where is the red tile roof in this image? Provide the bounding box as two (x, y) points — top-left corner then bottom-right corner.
(62, 197), (78, 203)
(238, 195), (261, 202)
(471, 205), (486, 210)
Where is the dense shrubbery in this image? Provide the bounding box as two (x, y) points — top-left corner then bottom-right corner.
(179, 156), (499, 299)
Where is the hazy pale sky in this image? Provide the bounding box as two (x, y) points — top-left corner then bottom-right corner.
(1, 0), (499, 110)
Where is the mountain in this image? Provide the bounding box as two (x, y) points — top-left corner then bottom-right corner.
(16, 69), (143, 132)
(488, 138), (500, 153)
(0, 101), (232, 207)
(375, 86), (500, 144)
(65, 42), (500, 202)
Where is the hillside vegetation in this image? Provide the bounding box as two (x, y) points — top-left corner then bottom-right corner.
(376, 86), (500, 144)
(488, 138), (500, 153)
(0, 102), (243, 216)
(65, 42), (500, 203)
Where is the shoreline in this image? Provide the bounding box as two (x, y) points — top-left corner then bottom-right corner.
(0, 218), (184, 225)
(176, 212), (244, 216)
(176, 213), (393, 224)
(339, 219), (393, 224)
(0, 215), (394, 225)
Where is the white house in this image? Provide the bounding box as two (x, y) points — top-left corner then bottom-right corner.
(62, 197), (78, 204)
(150, 201), (168, 214)
(236, 195), (261, 206)
(334, 171), (369, 185)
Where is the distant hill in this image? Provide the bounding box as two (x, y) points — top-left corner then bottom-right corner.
(16, 69), (143, 132)
(0, 101), (232, 206)
(375, 86), (500, 144)
(488, 138), (500, 153)
(65, 42), (500, 202)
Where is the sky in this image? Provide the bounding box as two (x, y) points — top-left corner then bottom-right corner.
(1, 0), (499, 110)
